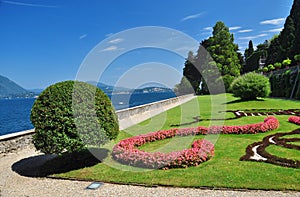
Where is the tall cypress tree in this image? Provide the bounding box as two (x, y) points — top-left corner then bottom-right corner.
(290, 0), (300, 58)
(266, 0), (300, 64)
(244, 40), (254, 60)
(266, 36), (281, 65)
(279, 16), (295, 60)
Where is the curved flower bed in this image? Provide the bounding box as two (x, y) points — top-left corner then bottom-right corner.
(241, 116), (300, 168)
(112, 116), (279, 169)
(288, 116), (300, 125)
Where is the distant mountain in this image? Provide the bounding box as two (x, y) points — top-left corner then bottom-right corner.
(87, 81), (131, 93)
(0, 75), (36, 98)
(132, 87), (174, 94)
(87, 81), (174, 94)
(28, 89), (44, 94)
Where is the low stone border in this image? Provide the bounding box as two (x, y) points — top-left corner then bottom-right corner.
(0, 129), (35, 155)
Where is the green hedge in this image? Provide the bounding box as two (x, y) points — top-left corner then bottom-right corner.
(230, 72), (270, 101)
(31, 81), (119, 154)
(269, 67), (300, 100)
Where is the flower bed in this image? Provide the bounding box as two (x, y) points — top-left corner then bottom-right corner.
(112, 117), (279, 169)
(288, 116), (300, 125)
(241, 116), (300, 168)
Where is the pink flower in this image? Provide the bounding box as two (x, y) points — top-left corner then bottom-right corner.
(288, 116), (300, 125)
(111, 117), (279, 169)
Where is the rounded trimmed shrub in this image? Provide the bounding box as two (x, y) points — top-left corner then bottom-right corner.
(263, 67), (268, 73)
(230, 72), (271, 101)
(31, 81), (119, 154)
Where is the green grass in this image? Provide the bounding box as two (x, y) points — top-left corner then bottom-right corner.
(47, 94), (300, 191)
(265, 145), (300, 161)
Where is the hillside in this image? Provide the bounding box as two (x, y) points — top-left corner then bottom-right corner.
(0, 75), (35, 98)
(87, 81), (173, 94)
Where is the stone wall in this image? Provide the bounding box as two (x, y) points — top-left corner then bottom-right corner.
(117, 94), (195, 130)
(0, 94), (195, 154)
(0, 130), (35, 155)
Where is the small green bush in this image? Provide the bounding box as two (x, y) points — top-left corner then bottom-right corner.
(263, 67), (269, 72)
(31, 81), (119, 154)
(230, 72), (271, 101)
(294, 54), (300, 62)
(274, 62), (282, 69)
(282, 59), (291, 67)
(268, 64), (275, 71)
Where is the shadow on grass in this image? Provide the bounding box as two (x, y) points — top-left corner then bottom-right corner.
(224, 98), (265, 105)
(12, 148), (108, 177)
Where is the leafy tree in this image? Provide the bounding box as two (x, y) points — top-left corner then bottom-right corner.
(266, 0), (300, 64)
(174, 77), (195, 95)
(31, 81), (119, 154)
(205, 21), (241, 77)
(290, 0), (300, 58)
(191, 21), (241, 93)
(244, 40), (269, 73)
(266, 36), (281, 65)
(244, 40), (254, 60)
(279, 16), (295, 59)
(182, 51), (201, 94)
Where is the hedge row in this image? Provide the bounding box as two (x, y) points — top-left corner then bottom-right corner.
(269, 67), (300, 99)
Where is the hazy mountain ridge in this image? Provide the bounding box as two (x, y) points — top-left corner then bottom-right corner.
(0, 76), (174, 99)
(0, 75), (36, 98)
(87, 81), (173, 94)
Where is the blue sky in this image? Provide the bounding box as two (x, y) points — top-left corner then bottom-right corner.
(0, 0), (293, 89)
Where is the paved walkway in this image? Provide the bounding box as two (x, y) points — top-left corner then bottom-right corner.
(0, 147), (299, 197)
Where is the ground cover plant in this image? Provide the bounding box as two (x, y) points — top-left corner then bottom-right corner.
(46, 94), (300, 191)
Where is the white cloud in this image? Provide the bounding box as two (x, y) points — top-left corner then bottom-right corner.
(264, 27), (283, 32)
(203, 26), (212, 31)
(2, 0), (57, 8)
(238, 34), (268, 40)
(260, 18), (285, 25)
(174, 46), (197, 53)
(229, 26), (242, 31)
(100, 46), (118, 52)
(181, 12), (204, 21)
(238, 29), (253, 33)
(108, 38), (124, 44)
(79, 34), (87, 40)
(105, 33), (114, 37)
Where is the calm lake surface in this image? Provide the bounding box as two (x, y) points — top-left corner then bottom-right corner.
(0, 92), (176, 136)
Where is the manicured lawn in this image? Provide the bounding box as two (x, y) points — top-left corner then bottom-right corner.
(47, 94), (300, 191)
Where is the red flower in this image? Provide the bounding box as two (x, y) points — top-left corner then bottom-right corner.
(112, 117), (279, 169)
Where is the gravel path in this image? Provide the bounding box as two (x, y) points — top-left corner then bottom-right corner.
(0, 147), (299, 197)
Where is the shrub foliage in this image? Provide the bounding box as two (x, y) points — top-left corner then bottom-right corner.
(230, 72), (271, 100)
(31, 81), (119, 154)
(269, 68), (300, 99)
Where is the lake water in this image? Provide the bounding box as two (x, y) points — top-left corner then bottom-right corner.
(0, 92), (176, 136)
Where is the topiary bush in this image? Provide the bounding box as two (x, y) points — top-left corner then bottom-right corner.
(263, 67), (268, 73)
(230, 72), (271, 101)
(31, 80), (119, 154)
